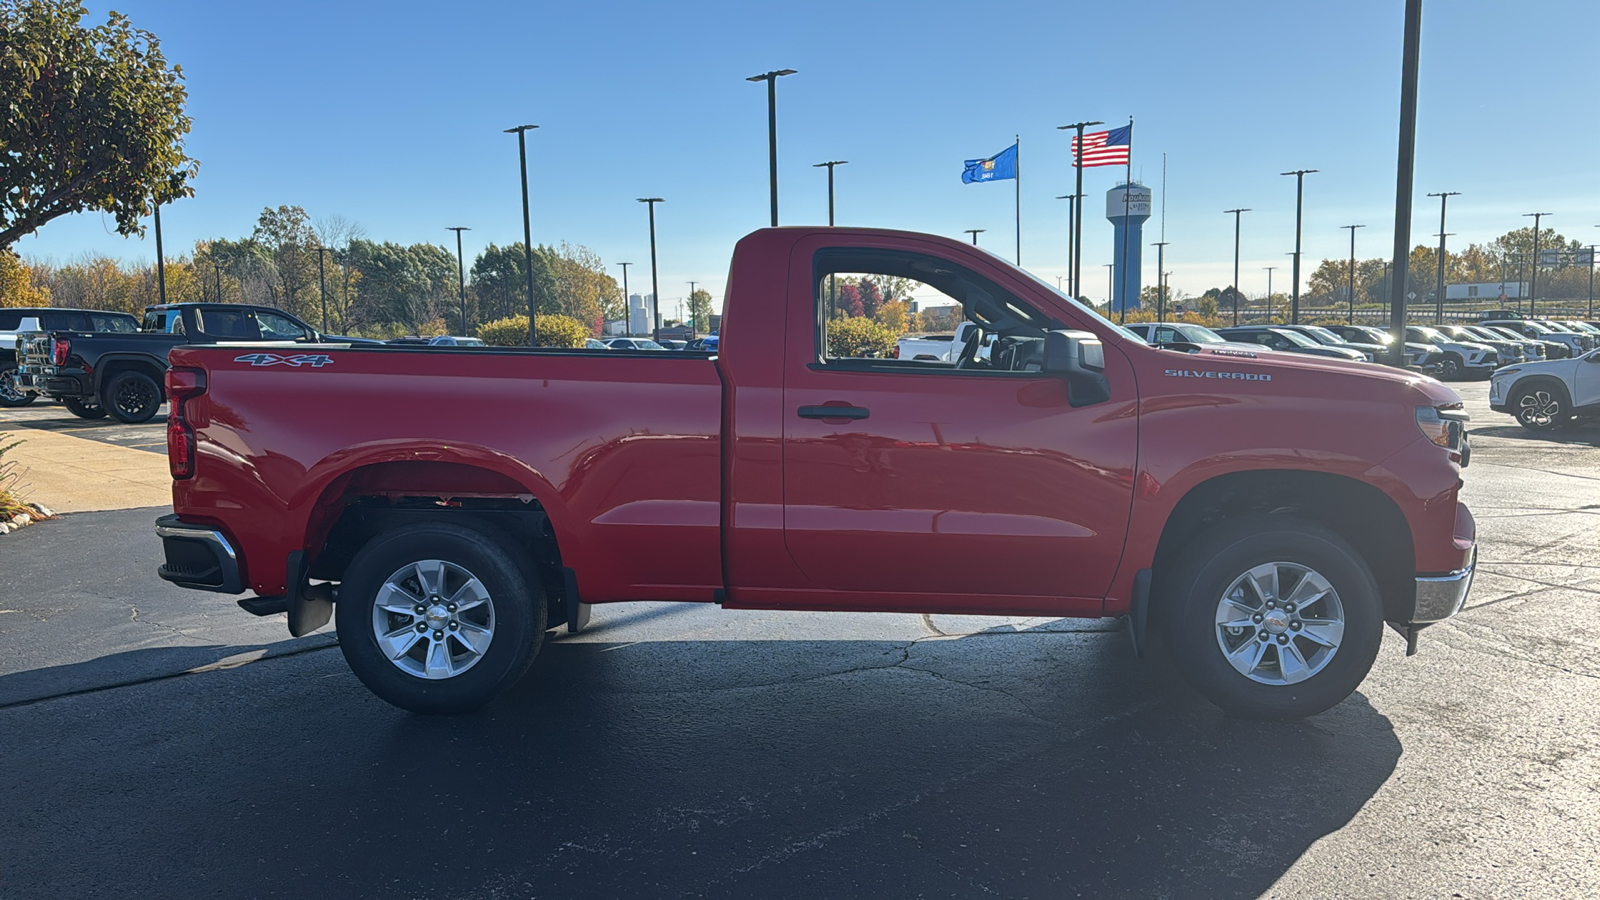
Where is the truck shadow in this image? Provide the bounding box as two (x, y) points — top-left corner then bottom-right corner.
(1471, 423), (1600, 447)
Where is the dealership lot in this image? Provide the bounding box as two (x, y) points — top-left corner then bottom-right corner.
(1, 381), (1596, 898)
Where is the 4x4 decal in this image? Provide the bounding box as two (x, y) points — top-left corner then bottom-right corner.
(233, 352), (334, 368)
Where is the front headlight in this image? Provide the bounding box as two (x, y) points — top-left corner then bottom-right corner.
(1416, 405), (1469, 454)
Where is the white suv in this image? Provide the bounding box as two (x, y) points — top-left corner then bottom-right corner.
(1404, 326), (1498, 380)
(1489, 348), (1600, 431)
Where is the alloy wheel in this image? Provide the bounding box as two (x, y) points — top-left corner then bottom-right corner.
(1214, 561), (1345, 685)
(370, 559), (496, 680)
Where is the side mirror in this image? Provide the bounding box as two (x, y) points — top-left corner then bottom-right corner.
(1043, 329), (1111, 407)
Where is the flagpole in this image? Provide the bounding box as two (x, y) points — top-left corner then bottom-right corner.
(1014, 136), (1022, 266)
(1118, 116), (1133, 323)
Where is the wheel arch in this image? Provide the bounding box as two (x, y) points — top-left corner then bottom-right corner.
(1150, 469), (1415, 625)
(93, 354), (168, 399)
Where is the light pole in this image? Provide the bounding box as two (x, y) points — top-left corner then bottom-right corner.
(1525, 212), (1551, 317)
(212, 261), (224, 303)
(152, 202), (167, 305)
(1225, 208), (1250, 326)
(1341, 224), (1365, 325)
(1151, 241), (1169, 321)
(505, 124), (540, 345)
(747, 69), (797, 227)
(1057, 193), (1083, 296)
(639, 198), (664, 341)
(1106, 263), (1115, 310)
(1386, 0), (1422, 366)
(1058, 120), (1103, 302)
(1263, 266), (1277, 325)
(444, 226), (471, 336)
(312, 247), (332, 333)
(965, 229), (985, 246)
(1281, 168), (1318, 324)
(687, 281), (697, 332)
(617, 262), (631, 336)
(1427, 192), (1460, 324)
(813, 160), (847, 225)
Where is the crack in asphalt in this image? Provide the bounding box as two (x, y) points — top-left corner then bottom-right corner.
(127, 603), (194, 640)
(1476, 568), (1600, 597)
(1432, 621), (1600, 682)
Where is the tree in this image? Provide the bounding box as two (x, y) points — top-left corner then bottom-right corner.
(0, 0), (198, 248)
(469, 242), (556, 324)
(251, 205), (317, 317)
(0, 250), (48, 305)
(836, 282), (864, 318)
(478, 313), (589, 348)
(856, 277), (884, 319)
(687, 288), (713, 334)
(875, 299), (909, 333)
(543, 242), (617, 328)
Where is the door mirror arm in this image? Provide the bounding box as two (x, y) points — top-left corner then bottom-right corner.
(1043, 329), (1111, 407)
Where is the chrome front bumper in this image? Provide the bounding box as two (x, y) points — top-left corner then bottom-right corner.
(1413, 550), (1476, 624)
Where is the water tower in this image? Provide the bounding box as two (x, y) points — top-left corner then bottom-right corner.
(1107, 182), (1152, 314)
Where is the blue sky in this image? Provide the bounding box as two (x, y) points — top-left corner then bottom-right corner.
(16, 0), (1599, 312)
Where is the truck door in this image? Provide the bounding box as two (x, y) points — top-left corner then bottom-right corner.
(778, 237), (1138, 607)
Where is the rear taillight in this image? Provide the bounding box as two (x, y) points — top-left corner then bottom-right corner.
(165, 368), (207, 479)
(52, 338), (70, 366)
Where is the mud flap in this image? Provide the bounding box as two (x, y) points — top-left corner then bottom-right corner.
(1126, 568), (1152, 658)
(286, 550), (334, 637)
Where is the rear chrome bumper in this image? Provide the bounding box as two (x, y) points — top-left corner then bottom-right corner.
(1412, 550), (1476, 624)
(155, 514), (244, 594)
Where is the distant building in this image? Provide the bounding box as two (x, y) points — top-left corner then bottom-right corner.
(1447, 282), (1525, 301)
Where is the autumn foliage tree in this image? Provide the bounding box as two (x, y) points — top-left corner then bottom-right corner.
(0, 0), (198, 248)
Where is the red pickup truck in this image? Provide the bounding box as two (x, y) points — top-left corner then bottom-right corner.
(154, 227), (1475, 718)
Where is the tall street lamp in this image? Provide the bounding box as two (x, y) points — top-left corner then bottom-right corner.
(1386, 0), (1423, 366)
(312, 246), (332, 332)
(747, 69), (797, 227)
(617, 262), (632, 336)
(1151, 241), (1169, 321)
(152, 202), (167, 305)
(447, 226), (471, 336)
(505, 124), (540, 345)
(1427, 192), (1460, 323)
(1225, 208), (1250, 326)
(1105, 263), (1115, 310)
(1281, 169), (1318, 324)
(1263, 266), (1277, 324)
(638, 198), (664, 341)
(1057, 193), (1084, 296)
(965, 229), (985, 246)
(1058, 120), (1103, 301)
(687, 280), (697, 332)
(1341, 224), (1365, 325)
(1525, 212), (1551, 316)
(212, 261), (224, 303)
(813, 160), (847, 225)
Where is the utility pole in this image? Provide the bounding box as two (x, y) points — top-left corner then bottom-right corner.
(447, 226), (470, 336)
(505, 124), (540, 346)
(617, 262), (632, 336)
(687, 281), (697, 332)
(964, 229), (985, 246)
(1427, 192), (1460, 324)
(747, 69), (797, 227)
(1263, 266), (1277, 324)
(312, 246), (333, 333)
(1106, 263), (1115, 310)
(152, 203), (167, 305)
(1281, 168), (1318, 324)
(212, 261), (224, 303)
(1057, 193), (1083, 296)
(813, 160), (847, 225)
(1058, 120), (1103, 303)
(1151, 241), (1169, 321)
(1525, 212), (1551, 317)
(1225, 208), (1250, 326)
(1386, 0), (1422, 367)
(638, 198), (664, 342)
(1342, 224), (1366, 325)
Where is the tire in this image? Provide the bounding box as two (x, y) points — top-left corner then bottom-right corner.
(1158, 514), (1383, 719)
(103, 370), (163, 424)
(1, 363), (36, 407)
(62, 398), (109, 419)
(1436, 354), (1462, 381)
(335, 520), (546, 714)
(1510, 381), (1571, 432)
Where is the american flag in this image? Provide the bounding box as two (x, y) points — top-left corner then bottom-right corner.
(1071, 125), (1132, 167)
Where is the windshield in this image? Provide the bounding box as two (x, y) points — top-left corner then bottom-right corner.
(1300, 326), (1344, 344)
(1520, 321), (1553, 334)
(1270, 328), (1320, 348)
(1487, 326), (1526, 341)
(1410, 326), (1447, 344)
(1176, 325), (1226, 343)
(1352, 327), (1394, 345)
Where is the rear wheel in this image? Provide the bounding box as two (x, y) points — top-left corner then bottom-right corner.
(1159, 515), (1383, 719)
(103, 370), (162, 424)
(0, 364), (35, 407)
(1511, 382), (1570, 432)
(1436, 354), (1462, 380)
(335, 520), (546, 714)
(62, 398), (108, 419)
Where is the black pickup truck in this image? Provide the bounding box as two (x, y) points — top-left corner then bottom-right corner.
(15, 303), (376, 423)
(2, 307), (141, 408)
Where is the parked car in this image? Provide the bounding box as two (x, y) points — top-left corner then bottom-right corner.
(1403, 326), (1498, 380)
(658, 339), (689, 350)
(1479, 317), (1587, 358)
(1213, 326), (1368, 362)
(387, 336), (486, 347)
(1489, 347), (1600, 431)
(1122, 322), (1272, 355)
(585, 338), (609, 349)
(1453, 324), (1544, 361)
(2, 307), (139, 408)
(1323, 325), (1445, 371)
(897, 322), (983, 361)
(1275, 325), (1383, 362)
(154, 225), (1474, 720)
(1435, 325), (1525, 365)
(15, 302), (366, 423)
(1480, 324), (1566, 359)
(604, 337), (667, 350)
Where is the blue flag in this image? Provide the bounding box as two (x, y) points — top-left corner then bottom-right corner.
(962, 143), (1018, 183)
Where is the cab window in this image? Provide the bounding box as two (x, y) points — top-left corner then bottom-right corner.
(258, 311), (309, 341)
(195, 308), (260, 340)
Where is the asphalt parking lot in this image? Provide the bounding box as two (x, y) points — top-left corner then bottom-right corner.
(1, 381), (1597, 899)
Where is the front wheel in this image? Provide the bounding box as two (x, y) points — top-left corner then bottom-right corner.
(103, 370), (162, 424)
(62, 398), (109, 419)
(1159, 515), (1383, 719)
(1436, 354), (1462, 381)
(1511, 383), (1570, 432)
(0, 364), (35, 407)
(335, 520), (546, 714)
